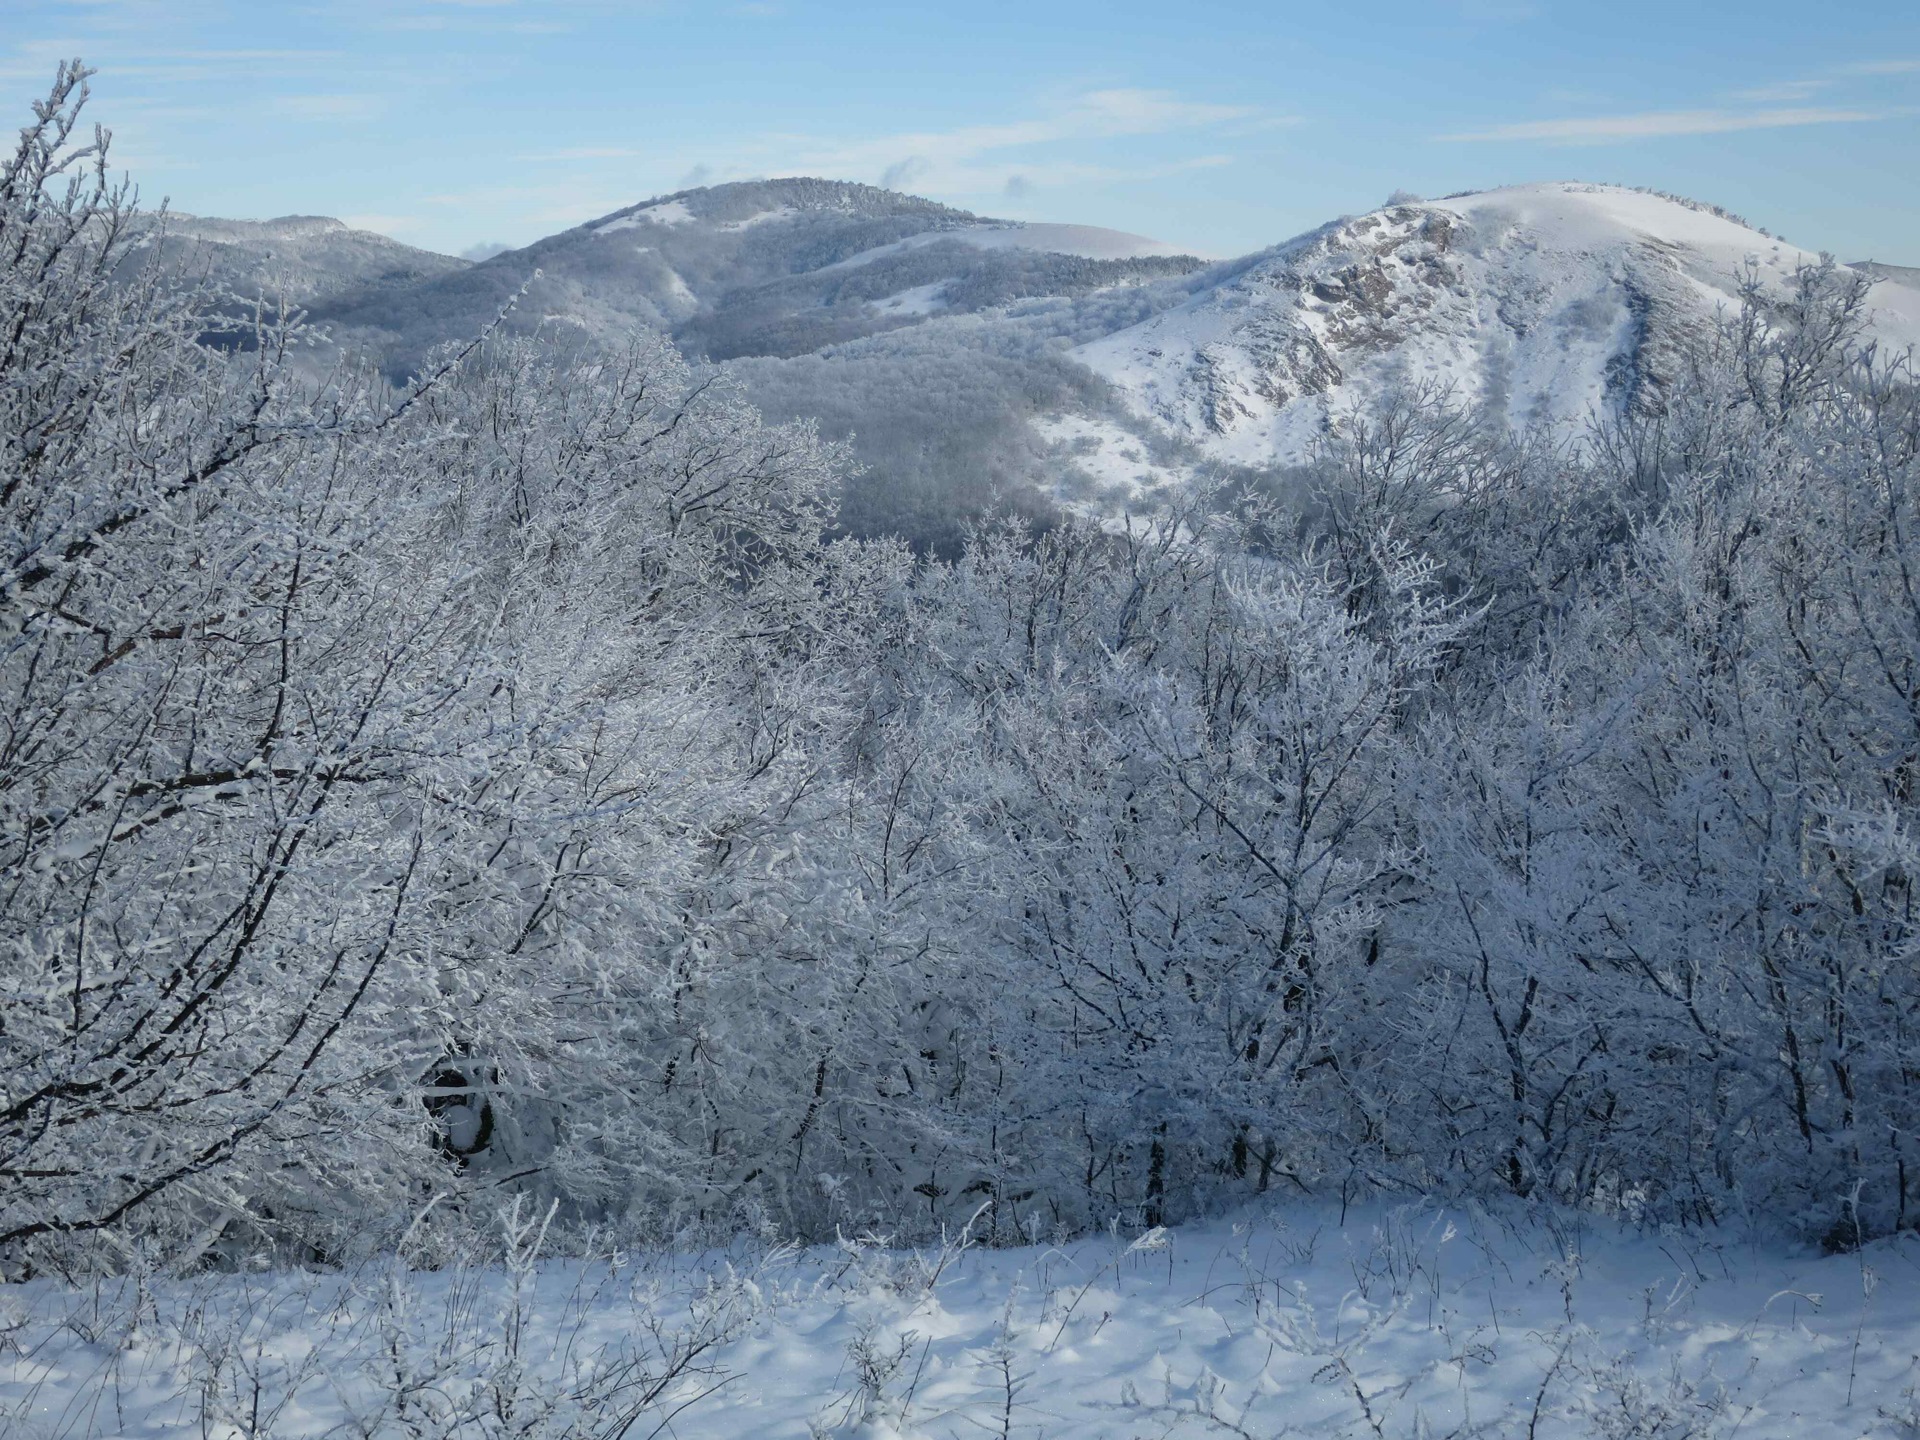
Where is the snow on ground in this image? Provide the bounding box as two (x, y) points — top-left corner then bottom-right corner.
(719, 205), (800, 231)
(1866, 271), (1920, 353)
(593, 199), (696, 235)
(870, 281), (952, 317)
(1075, 182), (1920, 469)
(5, 1200), (1918, 1438)
(1035, 414), (1193, 519)
(660, 266), (697, 308)
(822, 223), (1194, 275)
(952, 223), (1197, 261)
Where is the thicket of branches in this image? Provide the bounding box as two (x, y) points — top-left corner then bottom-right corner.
(4, 66), (1916, 1277)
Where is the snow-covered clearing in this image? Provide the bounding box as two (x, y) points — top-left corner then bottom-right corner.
(6, 1201), (1916, 1438)
(1035, 413), (1194, 521)
(870, 281), (952, 317)
(593, 200), (696, 235)
(719, 205), (800, 231)
(819, 222), (1192, 276)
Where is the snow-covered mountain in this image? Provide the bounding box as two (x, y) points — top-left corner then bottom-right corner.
(1076, 182), (1920, 466)
(1853, 259), (1920, 289)
(302, 178), (1202, 381)
(138, 212), (469, 310)
(160, 180), (1918, 541)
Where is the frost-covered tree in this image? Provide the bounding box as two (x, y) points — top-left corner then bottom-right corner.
(0, 65), (866, 1270)
(8, 63), (1917, 1270)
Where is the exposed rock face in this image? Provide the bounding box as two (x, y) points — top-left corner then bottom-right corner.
(1073, 183), (1920, 466)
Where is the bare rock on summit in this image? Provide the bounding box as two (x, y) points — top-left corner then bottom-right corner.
(1075, 183), (1920, 466)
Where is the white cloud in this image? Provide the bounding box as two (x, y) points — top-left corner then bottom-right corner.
(727, 89), (1267, 195)
(509, 87), (1270, 203)
(1456, 52), (1917, 146)
(1441, 106), (1890, 143)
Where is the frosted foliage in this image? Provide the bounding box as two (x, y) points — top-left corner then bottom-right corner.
(4, 67), (1920, 1276)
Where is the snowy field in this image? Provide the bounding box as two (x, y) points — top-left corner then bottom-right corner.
(5, 1201), (1917, 1439)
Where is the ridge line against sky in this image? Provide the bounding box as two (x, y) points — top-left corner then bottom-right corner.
(4, 0), (1916, 263)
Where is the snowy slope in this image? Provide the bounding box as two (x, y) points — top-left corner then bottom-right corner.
(134, 213), (468, 309)
(304, 178), (1204, 377)
(824, 221), (1195, 270)
(6, 1203), (1918, 1438)
(173, 181), (1914, 538)
(1076, 182), (1920, 466)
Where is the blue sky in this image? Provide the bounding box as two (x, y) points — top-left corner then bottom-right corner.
(5, 1), (1916, 262)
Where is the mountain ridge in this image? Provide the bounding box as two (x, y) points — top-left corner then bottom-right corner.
(1076, 181), (1920, 467)
(155, 180), (1920, 542)
(141, 211), (470, 310)
(296, 177), (1204, 379)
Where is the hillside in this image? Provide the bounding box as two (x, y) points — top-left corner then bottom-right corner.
(135, 212), (469, 310)
(1077, 182), (1920, 466)
(1853, 259), (1920, 288)
(302, 177), (1204, 380)
(147, 181), (1920, 544)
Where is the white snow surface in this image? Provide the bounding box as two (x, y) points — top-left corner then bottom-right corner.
(1036, 414), (1189, 519)
(6, 1202), (1918, 1438)
(955, 223), (1194, 260)
(1075, 182), (1920, 467)
(822, 222), (1192, 274)
(718, 205), (800, 231)
(870, 280), (952, 317)
(593, 199), (696, 234)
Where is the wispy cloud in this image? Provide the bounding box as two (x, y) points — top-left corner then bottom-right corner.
(1451, 51), (1917, 146)
(791, 88), (1261, 177)
(748, 88), (1274, 194)
(1442, 105), (1891, 144)
(1724, 56), (1920, 103)
(516, 87), (1274, 201)
(2, 35), (356, 90)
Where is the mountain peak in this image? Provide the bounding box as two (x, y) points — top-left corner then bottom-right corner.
(584, 177), (984, 239)
(134, 210), (467, 309)
(1076, 179), (1920, 464)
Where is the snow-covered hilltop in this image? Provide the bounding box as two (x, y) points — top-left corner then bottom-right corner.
(1077, 182), (1920, 465)
(299, 177), (1205, 379)
(137, 211), (469, 310)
